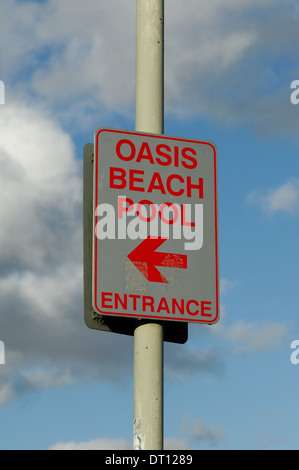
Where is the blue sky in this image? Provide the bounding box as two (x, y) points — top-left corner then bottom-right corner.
(0, 0), (298, 450)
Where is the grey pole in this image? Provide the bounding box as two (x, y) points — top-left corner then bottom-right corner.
(133, 0), (164, 451)
(135, 0), (164, 134)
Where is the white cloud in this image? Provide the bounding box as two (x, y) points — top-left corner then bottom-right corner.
(164, 438), (191, 450)
(246, 179), (299, 216)
(49, 436), (191, 451)
(21, 368), (74, 391)
(1, 0), (136, 128)
(164, 0), (299, 135)
(49, 437), (132, 451)
(0, 99), (136, 405)
(31, 1), (136, 110)
(254, 433), (283, 449)
(183, 417), (226, 447)
(0, 102), (82, 272)
(213, 280), (288, 354)
(1, 0), (299, 135)
(214, 320), (288, 353)
(220, 279), (240, 295)
(166, 346), (225, 381)
(0, 383), (13, 407)
(228, 321), (288, 351)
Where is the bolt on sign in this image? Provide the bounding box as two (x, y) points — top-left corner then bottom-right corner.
(92, 129), (219, 325)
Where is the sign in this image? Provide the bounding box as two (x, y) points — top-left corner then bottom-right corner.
(92, 129), (219, 324)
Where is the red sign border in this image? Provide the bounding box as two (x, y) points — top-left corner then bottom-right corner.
(93, 128), (219, 324)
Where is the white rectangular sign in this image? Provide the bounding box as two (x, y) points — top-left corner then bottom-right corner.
(92, 128), (219, 324)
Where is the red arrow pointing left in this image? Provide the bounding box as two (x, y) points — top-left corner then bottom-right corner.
(127, 236), (187, 284)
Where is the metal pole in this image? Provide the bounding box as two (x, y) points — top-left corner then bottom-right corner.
(134, 0), (164, 451)
(134, 322), (164, 450)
